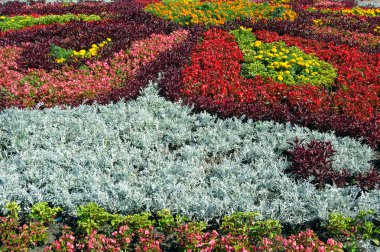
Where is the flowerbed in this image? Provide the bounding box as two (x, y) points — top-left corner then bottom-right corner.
(0, 0), (380, 251)
(0, 84), (377, 221)
(144, 0), (297, 26)
(0, 1), (183, 108)
(7, 202), (378, 251)
(158, 26), (379, 148)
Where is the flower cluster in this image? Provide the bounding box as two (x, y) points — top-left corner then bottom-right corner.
(307, 6), (380, 17)
(144, 0), (297, 26)
(230, 26), (337, 86)
(0, 13), (101, 32)
(53, 37), (112, 64)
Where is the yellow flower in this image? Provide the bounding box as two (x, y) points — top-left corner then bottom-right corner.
(79, 50), (86, 55)
(56, 58), (66, 63)
(277, 75), (283, 81)
(254, 40), (262, 47)
(106, 38), (112, 42)
(285, 70), (290, 74)
(271, 47), (277, 53)
(0, 16), (5, 20)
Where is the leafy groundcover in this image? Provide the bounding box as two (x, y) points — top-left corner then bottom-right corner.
(0, 0), (379, 251)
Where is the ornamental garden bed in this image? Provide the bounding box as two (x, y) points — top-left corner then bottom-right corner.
(0, 0), (379, 251)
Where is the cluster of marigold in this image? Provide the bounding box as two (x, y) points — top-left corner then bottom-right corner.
(144, 0), (297, 26)
(232, 27), (336, 87)
(55, 38), (112, 64)
(180, 28), (379, 125)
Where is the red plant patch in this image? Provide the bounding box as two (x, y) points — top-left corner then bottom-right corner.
(181, 28), (379, 121)
(285, 138), (380, 191)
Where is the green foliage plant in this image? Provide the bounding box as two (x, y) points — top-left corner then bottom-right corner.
(156, 209), (187, 233)
(76, 202), (111, 234)
(4, 201), (21, 221)
(325, 210), (380, 250)
(220, 212), (282, 242)
(28, 202), (62, 224)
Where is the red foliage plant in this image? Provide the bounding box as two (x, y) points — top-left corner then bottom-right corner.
(285, 138), (380, 191)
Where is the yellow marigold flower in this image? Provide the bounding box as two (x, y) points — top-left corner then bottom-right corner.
(89, 48), (98, 56)
(106, 38), (112, 42)
(277, 75), (283, 81)
(56, 58), (66, 63)
(305, 69), (310, 73)
(254, 40), (262, 47)
(79, 50), (86, 55)
(239, 26), (252, 31)
(285, 70), (290, 74)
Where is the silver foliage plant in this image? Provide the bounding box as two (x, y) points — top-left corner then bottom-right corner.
(0, 83), (378, 223)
